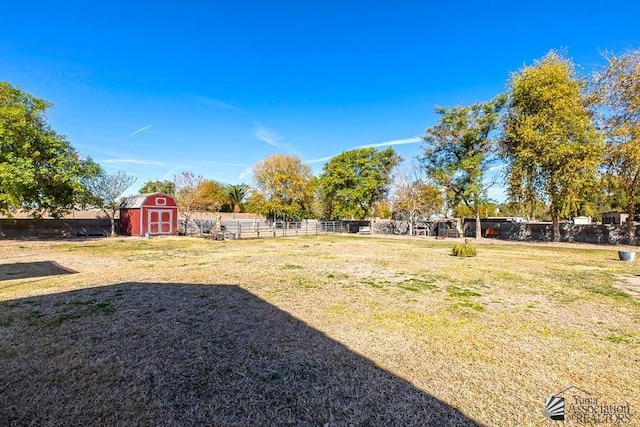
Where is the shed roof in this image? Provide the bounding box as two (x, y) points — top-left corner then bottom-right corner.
(120, 193), (164, 209)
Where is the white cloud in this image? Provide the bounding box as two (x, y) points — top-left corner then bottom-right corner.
(129, 125), (152, 136)
(255, 123), (282, 147)
(304, 136), (422, 166)
(73, 143), (120, 157)
(162, 167), (190, 180)
(357, 136), (422, 149)
(191, 95), (239, 111)
(238, 166), (253, 180)
(163, 169), (178, 180)
(304, 156), (333, 164)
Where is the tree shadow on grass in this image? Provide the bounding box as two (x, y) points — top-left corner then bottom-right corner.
(0, 261), (77, 282)
(0, 283), (483, 426)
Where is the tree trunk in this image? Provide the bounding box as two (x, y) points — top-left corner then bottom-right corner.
(182, 213), (192, 235)
(627, 201), (636, 245)
(370, 206), (375, 235)
(475, 211), (481, 239)
(551, 205), (560, 242)
(110, 207), (116, 237)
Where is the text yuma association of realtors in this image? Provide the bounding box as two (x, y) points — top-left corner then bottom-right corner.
(567, 394), (632, 424)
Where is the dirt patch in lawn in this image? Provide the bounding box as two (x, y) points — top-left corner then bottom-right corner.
(614, 274), (640, 299)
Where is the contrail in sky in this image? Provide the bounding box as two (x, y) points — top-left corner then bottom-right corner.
(357, 136), (422, 149)
(305, 136), (422, 165)
(130, 125), (152, 136)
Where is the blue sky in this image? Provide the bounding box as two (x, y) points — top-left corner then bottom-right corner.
(2, 1), (639, 200)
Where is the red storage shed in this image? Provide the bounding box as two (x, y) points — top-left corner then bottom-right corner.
(120, 193), (178, 236)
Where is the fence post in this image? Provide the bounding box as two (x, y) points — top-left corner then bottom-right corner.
(237, 221), (241, 239)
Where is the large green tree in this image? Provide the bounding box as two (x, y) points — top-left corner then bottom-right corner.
(421, 95), (506, 239)
(501, 52), (603, 242)
(319, 147), (401, 231)
(252, 154), (314, 221)
(195, 180), (227, 212)
(139, 180), (175, 196)
(0, 82), (98, 217)
(595, 49), (640, 244)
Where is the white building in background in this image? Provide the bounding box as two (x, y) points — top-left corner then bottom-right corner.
(572, 216), (592, 225)
(601, 211), (628, 225)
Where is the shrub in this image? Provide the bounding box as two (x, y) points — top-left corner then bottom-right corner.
(452, 242), (477, 257)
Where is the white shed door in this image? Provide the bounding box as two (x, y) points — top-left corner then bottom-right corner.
(148, 210), (173, 234)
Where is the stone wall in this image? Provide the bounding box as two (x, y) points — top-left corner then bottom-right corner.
(0, 219), (116, 238)
(464, 221), (640, 245)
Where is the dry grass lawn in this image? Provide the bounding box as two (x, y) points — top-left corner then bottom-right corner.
(0, 235), (638, 426)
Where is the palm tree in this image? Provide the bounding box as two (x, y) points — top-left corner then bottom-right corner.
(227, 183), (250, 213)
